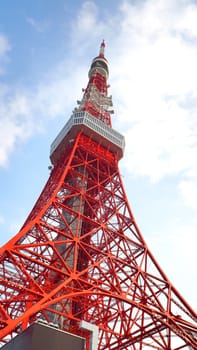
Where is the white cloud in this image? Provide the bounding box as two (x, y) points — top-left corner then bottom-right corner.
(122, 101), (197, 181)
(70, 1), (107, 51)
(146, 222), (197, 306)
(0, 33), (10, 75)
(26, 17), (50, 33)
(76, 1), (98, 33)
(107, 0), (197, 185)
(0, 58), (87, 167)
(178, 180), (197, 209)
(0, 92), (34, 166)
(176, 1), (197, 37)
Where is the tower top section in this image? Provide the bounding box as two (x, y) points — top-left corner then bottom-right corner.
(80, 40), (111, 125)
(88, 40), (109, 79)
(50, 42), (125, 165)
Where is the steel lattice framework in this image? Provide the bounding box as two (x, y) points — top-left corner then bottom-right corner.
(0, 42), (196, 349)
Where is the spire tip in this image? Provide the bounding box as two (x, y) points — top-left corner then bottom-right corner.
(99, 40), (105, 57)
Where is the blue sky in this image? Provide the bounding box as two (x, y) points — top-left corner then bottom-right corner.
(0, 0), (196, 311)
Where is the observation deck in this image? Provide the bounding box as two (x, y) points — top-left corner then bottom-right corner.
(50, 111), (125, 164)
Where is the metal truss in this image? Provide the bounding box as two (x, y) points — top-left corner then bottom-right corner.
(0, 133), (196, 349)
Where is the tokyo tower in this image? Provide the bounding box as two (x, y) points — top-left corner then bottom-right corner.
(0, 41), (196, 349)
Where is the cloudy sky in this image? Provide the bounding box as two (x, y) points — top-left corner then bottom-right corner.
(0, 0), (196, 311)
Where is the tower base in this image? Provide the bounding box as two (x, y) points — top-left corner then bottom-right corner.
(2, 322), (85, 350)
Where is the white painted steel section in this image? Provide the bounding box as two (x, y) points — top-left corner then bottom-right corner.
(50, 111), (125, 157)
(50, 115), (74, 156)
(80, 320), (99, 350)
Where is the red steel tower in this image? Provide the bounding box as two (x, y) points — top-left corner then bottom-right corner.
(0, 42), (196, 349)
